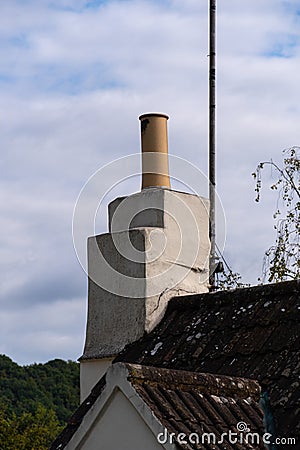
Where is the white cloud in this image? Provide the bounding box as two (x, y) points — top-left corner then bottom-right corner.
(1, 0), (300, 363)
(0, 297), (86, 364)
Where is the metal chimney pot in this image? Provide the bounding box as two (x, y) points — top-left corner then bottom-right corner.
(139, 113), (171, 189)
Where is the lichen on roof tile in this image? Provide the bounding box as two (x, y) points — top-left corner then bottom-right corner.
(116, 280), (300, 442)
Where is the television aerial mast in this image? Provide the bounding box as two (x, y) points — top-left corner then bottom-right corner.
(209, 0), (217, 289)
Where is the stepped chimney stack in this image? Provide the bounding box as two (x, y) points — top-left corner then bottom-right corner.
(80, 114), (210, 401)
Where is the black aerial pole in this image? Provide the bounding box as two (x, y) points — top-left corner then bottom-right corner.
(209, 0), (216, 289)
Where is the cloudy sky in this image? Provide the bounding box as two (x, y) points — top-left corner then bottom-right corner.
(1, 0), (299, 365)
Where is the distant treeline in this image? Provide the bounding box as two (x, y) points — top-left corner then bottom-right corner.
(0, 354), (80, 449)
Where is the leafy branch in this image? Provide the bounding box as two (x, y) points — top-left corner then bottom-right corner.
(253, 146), (300, 282)
(214, 245), (249, 291)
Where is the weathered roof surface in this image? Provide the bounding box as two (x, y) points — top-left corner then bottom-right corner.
(115, 280), (300, 442)
(51, 362), (264, 450)
(126, 363), (265, 450)
(50, 376), (106, 450)
(52, 281), (299, 449)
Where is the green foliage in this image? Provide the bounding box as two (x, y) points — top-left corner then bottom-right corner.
(215, 266), (249, 290)
(0, 355), (79, 424)
(253, 146), (300, 282)
(213, 257), (249, 291)
(0, 404), (62, 450)
(0, 355), (79, 449)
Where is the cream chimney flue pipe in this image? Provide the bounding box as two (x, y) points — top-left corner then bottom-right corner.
(139, 113), (171, 189)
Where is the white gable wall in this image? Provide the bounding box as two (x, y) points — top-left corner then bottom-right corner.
(65, 364), (177, 450)
(79, 388), (163, 450)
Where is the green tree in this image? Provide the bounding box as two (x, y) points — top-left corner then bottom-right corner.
(253, 146), (300, 282)
(0, 405), (62, 450)
(0, 355), (80, 424)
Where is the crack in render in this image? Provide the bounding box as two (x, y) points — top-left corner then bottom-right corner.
(148, 287), (195, 317)
(164, 260), (206, 273)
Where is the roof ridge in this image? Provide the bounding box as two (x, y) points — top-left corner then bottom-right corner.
(122, 363), (261, 400)
(166, 279), (300, 314)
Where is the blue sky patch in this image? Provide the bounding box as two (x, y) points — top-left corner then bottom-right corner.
(264, 33), (298, 58)
(282, 0), (300, 17)
(47, 0), (109, 13)
(0, 74), (14, 84)
(9, 34), (30, 49)
(34, 63), (125, 95)
(85, 0), (109, 9)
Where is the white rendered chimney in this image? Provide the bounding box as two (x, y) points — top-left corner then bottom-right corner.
(79, 114), (210, 401)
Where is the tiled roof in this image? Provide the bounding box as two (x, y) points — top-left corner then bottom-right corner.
(51, 362), (265, 450)
(52, 280), (299, 449)
(116, 280), (300, 443)
(126, 364), (265, 450)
